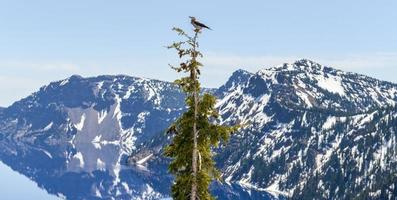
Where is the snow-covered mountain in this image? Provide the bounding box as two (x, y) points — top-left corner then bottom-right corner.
(215, 59), (397, 198)
(131, 59), (397, 199)
(0, 75), (186, 199)
(0, 59), (397, 199)
(0, 74), (185, 150)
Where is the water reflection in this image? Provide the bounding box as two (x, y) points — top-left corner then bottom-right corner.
(0, 135), (277, 200)
(0, 136), (171, 200)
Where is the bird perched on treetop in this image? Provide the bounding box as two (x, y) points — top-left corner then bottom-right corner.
(189, 16), (211, 31)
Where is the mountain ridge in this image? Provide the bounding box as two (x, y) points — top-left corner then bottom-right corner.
(1, 59), (397, 199)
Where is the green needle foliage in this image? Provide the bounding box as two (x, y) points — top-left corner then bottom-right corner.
(164, 19), (237, 200)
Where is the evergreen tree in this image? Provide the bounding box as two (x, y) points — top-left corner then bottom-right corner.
(164, 18), (237, 200)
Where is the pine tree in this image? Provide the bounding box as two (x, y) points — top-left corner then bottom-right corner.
(164, 18), (237, 200)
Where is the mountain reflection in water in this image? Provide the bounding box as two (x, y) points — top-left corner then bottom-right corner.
(0, 135), (277, 200)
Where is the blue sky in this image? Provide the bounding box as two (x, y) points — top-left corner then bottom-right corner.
(0, 0), (396, 106)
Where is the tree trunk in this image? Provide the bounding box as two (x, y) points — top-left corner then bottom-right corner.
(190, 30), (199, 200)
(191, 69), (198, 200)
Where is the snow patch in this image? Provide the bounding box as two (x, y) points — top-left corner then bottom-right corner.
(296, 91), (313, 108)
(322, 116), (337, 130)
(316, 75), (345, 96)
(96, 81), (104, 89)
(97, 158), (106, 170)
(92, 135), (102, 143)
(97, 110), (107, 124)
(265, 182), (290, 198)
(136, 154), (153, 165)
(41, 150), (53, 159)
(94, 188), (102, 198)
(74, 114), (86, 131)
(59, 79), (69, 86)
(123, 86), (135, 99)
(73, 152), (85, 168)
(43, 122), (53, 131)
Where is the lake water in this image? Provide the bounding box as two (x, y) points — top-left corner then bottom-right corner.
(0, 161), (59, 200)
(0, 137), (276, 200)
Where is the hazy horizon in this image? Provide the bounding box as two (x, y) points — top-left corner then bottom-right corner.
(0, 0), (396, 106)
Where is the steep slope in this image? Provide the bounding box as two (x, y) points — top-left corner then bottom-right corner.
(0, 71), (277, 199)
(292, 106), (397, 199)
(217, 59), (397, 124)
(127, 60), (397, 199)
(0, 75), (186, 199)
(1, 59), (397, 199)
(215, 59), (397, 198)
(216, 69), (254, 98)
(0, 75), (184, 151)
(218, 104), (397, 199)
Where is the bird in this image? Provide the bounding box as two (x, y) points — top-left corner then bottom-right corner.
(189, 16), (211, 31)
